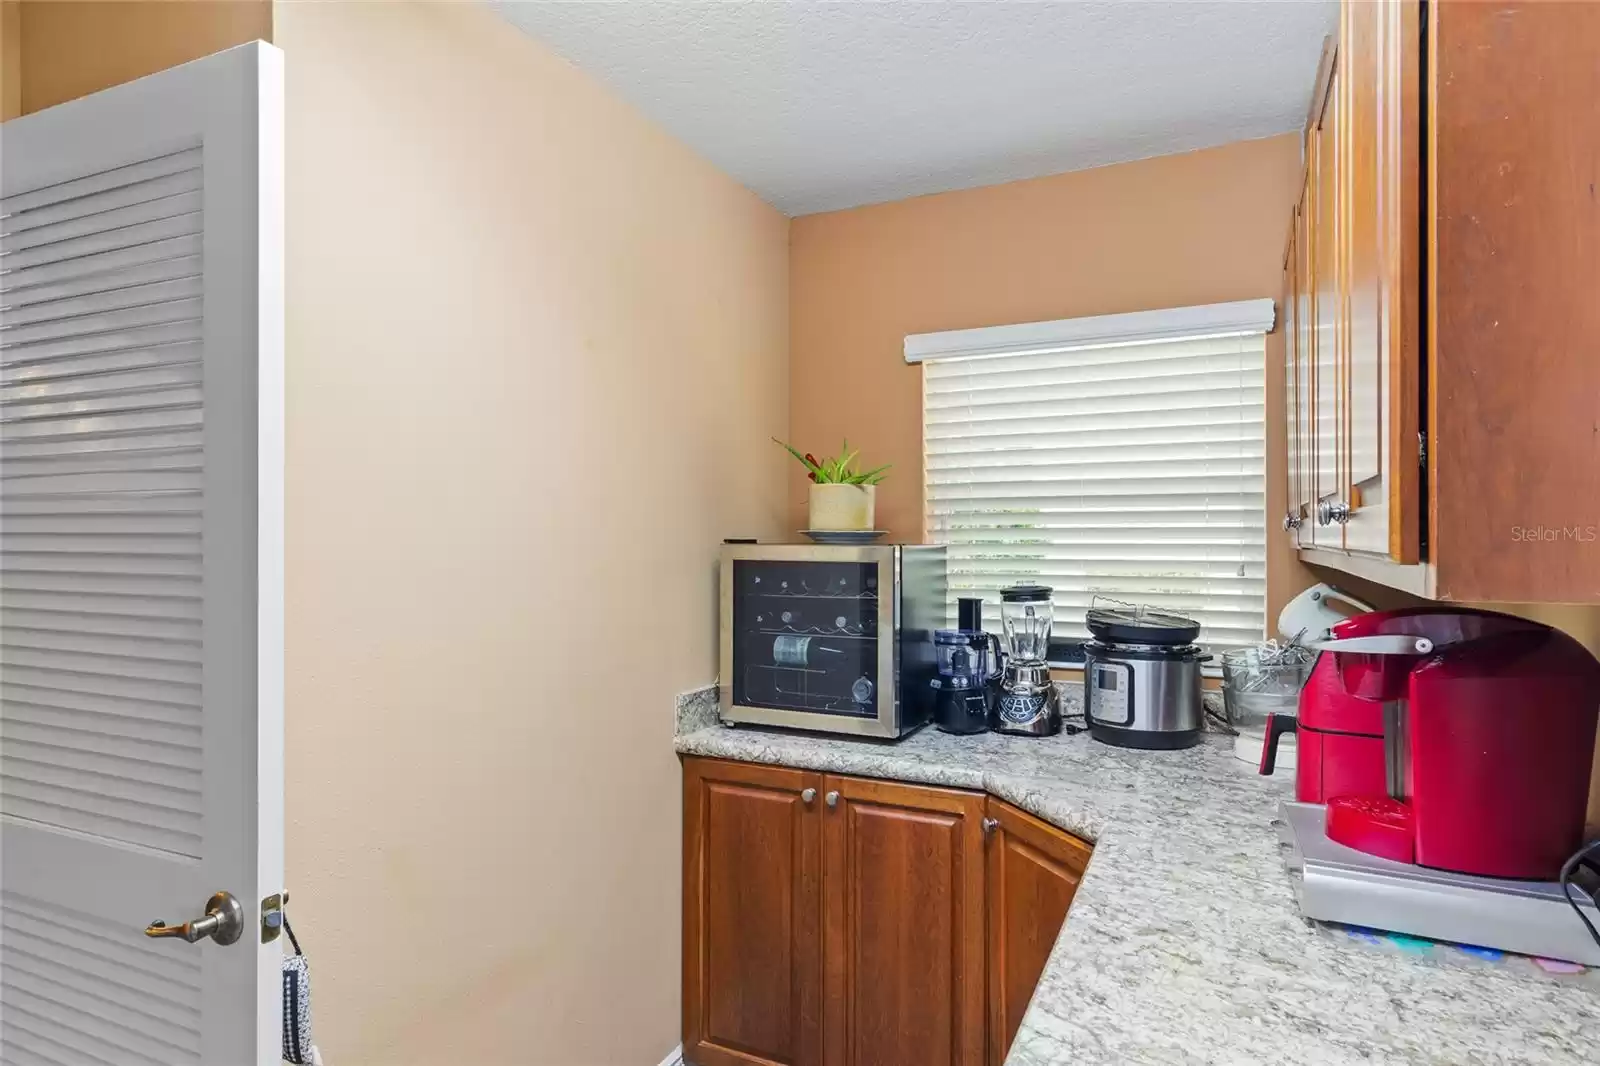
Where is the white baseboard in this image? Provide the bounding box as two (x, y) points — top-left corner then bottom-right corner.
(655, 1044), (683, 1066)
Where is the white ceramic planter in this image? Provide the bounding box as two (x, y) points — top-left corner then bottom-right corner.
(808, 483), (876, 531)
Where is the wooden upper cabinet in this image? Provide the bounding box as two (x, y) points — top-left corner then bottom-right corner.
(1340, 0), (1386, 551)
(821, 775), (986, 1066)
(1311, 60), (1345, 549)
(1283, 214), (1301, 541)
(1282, 0), (1600, 600)
(984, 799), (1092, 1066)
(683, 758), (822, 1066)
(1295, 190), (1316, 548)
(1339, 0), (1423, 560)
(1428, 0), (1600, 601)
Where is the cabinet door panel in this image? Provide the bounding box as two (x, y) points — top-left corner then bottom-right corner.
(1380, 0), (1423, 564)
(1312, 62), (1345, 547)
(985, 801), (1092, 1066)
(1283, 213), (1300, 542)
(1295, 188), (1316, 548)
(1341, 0), (1423, 559)
(822, 776), (985, 1066)
(684, 758), (822, 1066)
(1431, 0), (1600, 598)
(1344, 0), (1384, 499)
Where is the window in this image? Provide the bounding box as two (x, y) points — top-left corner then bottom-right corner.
(909, 300), (1272, 653)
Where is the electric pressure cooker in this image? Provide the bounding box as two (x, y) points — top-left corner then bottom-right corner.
(1083, 606), (1207, 749)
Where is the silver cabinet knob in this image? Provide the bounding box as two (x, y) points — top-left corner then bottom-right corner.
(982, 817), (999, 835)
(146, 891), (245, 946)
(1282, 511), (1303, 531)
(1317, 500), (1352, 526)
(801, 788), (816, 804)
(825, 790), (839, 808)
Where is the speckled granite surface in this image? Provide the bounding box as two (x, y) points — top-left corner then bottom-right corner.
(674, 712), (1600, 1065)
(675, 685), (721, 735)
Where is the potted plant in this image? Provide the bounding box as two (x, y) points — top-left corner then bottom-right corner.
(774, 438), (891, 531)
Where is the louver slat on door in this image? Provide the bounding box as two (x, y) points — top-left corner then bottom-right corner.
(0, 147), (206, 862)
(0, 891), (203, 1066)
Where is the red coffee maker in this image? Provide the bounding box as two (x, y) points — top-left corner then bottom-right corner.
(1261, 606), (1600, 881)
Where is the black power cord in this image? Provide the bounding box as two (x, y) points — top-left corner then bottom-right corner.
(1558, 838), (1600, 951)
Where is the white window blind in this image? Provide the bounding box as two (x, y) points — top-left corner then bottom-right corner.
(920, 322), (1267, 652)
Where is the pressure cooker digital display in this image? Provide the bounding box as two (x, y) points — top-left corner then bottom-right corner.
(1088, 662), (1133, 727)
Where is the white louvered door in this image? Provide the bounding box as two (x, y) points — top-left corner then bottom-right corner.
(0, 43), (283, 1066)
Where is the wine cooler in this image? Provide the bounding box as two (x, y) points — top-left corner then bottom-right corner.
(719, 543), (948, 738)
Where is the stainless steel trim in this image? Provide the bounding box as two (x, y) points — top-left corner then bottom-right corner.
(1083, 646), (1204, 734)
(1278, 801), (1600, 965)
(714, 703), (905, 738)
(1311, 635), (1434, 655)
(719, 544), (945, 739)
(1382, 700), (1408, 799)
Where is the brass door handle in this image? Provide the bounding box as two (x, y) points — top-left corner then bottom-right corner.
(146, 892), (245, 946)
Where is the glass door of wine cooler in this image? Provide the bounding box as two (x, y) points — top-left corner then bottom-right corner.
(720, 545), (901, 734)
(731, 557), (882, 716)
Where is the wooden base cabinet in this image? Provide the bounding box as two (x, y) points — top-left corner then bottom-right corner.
(984, 801), (1092, 1066)
(822, 776), (987, 1066)
(682, 758), (823, 1066)
(683, 758), (1094, 1066)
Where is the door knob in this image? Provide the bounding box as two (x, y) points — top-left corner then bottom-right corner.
(146, 892), (245, 946)
(801, 788), (817, 804)
(1317, 500), (1351, 526)
(825, 790), (839, 808)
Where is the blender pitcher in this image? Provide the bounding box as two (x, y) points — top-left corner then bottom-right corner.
(995, 584), (1061, 736)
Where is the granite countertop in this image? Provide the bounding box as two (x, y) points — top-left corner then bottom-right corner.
(673, 689), (1599, 1065)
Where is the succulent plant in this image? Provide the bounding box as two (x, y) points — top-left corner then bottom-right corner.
(773, 438), (890, 485)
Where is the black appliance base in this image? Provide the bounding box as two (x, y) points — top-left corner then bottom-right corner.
(934, 721), (990, 736)
(1089, 724), (1203, 750)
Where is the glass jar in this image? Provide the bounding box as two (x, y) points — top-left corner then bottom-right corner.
(1000, 584), (1054, 663)
(934, 629), (1000, 682)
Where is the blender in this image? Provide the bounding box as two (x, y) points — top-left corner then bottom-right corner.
(994, 584), (1061, 736)
(930, 597), (1002, 734)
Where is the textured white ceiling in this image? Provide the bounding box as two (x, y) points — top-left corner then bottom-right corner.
(491, 0), (1336, 216)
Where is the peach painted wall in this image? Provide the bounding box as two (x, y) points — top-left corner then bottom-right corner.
(13, 0), (270, 113)
(274, 3), (788, 1064)
(0, 2), (20, 120)
(12, 0), (789, 1060)
(789, 134), (1311, 625)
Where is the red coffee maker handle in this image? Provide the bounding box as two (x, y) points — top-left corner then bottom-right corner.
(1259, 712), (1298, 776)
